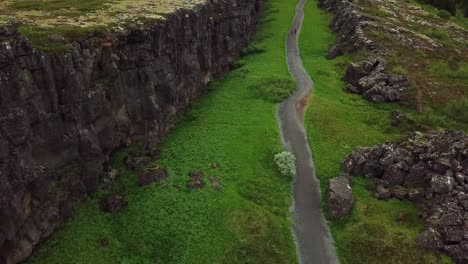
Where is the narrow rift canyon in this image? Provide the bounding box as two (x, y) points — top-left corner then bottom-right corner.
(0, 0), (262, 262)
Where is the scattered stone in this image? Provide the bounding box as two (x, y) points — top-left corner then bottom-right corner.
(396, 211), (409, 223)
(375, 185), (391, 200)
(100, 194), (128, 214)
(48, 34), (65, 43)
(124, 145), (161, 171)
(343, 56), (407, 103)
(108, 169), (118, 181)
(391, 185), (408, 199)
(138, 167), (168, 187)
(408, 188), (424, 201)
(431, 174), (455, 194)
(187, 171), (205, 190)
(99, 238), (109, 247)
(327, 174), (354, 218)
(210, 163), (220, 169)
(342, 130), (468, 262)
(444, 228), (464, 243)
(125, 156), (151, 171)
(416, 228), (443, 251)
(208, 176), (222, 190)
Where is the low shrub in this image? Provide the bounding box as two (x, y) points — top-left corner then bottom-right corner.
(251, 77), (295, 103)
(437, 9), (452, 19)
(274, 151), (296, 177)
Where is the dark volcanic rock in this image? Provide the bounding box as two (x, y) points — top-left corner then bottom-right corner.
(0, 231), (5, 248)
(342, 130), (468, 263)
(187, 170), (205, 190)
(138, 167), (168, 187)
(319, 0), (409, 103)
(209, 176), (222, 190)
(319, 0), (375, 59)
(344, 57), (407, 103)
(125, 156), (152, 171)
(416, 228), (443, 251)
(375, 185), (392, 200)
(327, 174), (354, 218)
(0, 0), (263, 261)
(100, 194), (128, 214)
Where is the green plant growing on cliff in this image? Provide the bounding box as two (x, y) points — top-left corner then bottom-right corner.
(274, 151), (296, 177)
(437, 9), (452, 18)
(19, 25), (108, 52)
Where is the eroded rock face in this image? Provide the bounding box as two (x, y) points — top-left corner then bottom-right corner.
(319, 0), (410, 104)
(342, 130), (468, 263)
(345, 56), (407, 103)
(0, 0), (263, 262)
(327, 174), (354, 218)
(319, 0), (375, 59)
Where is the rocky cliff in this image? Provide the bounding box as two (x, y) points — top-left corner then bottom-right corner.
(0, 0), (262, 262)
(342, 130), (468, 263)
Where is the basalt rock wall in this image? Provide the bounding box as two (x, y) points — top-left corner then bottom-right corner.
(0, 0), (262, 262)
(318, 0), (408, 103)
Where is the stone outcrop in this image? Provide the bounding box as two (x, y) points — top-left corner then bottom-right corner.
(0, 0), (262, 262)
(342, 130), (468, 263)
(319, 0), (408, 103)
(344, 56), (408, 103)
(318, 0), (375, 59)
(327, 174), (354, 218)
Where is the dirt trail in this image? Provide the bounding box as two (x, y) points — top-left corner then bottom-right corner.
(277, 0), (339, 263)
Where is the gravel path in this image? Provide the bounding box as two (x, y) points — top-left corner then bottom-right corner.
(277, 0), (339, 263)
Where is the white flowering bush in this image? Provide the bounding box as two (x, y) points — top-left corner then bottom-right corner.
(274, 151), (296, 177)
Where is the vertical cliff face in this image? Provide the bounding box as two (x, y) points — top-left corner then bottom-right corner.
(0, 0), (262, 262)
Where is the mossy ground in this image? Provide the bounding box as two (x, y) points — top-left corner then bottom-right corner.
(300, 0), (461, 263)
(26, 0), (298, 263)
(1, 0), (207, 52)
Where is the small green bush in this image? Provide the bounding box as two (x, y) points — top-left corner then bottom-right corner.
(274, 151), (296, 177)
(429, 61), (468, 80)
(391, 65), (408, 75)
(442, 99), (468, 124)
(437, 9), (452, 19)
(251, 77), (295, 103)
(242, 43), (266, 56)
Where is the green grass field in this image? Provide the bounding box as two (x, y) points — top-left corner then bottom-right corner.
(300, 0), (453, 263)
(27, 0), (298, 263)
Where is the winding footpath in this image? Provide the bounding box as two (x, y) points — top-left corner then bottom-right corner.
(277, 0), (339, 263)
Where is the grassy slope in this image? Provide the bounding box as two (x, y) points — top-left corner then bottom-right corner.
(300, 0), (453, 263)
(27, 0), (298, 263)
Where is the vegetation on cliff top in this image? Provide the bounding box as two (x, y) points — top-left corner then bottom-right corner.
(0, 0), (207, 52)
(27, 0), (298, 263)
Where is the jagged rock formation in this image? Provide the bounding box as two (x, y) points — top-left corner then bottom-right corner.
(318, 0), (408, 103)
(342, 130), (468, 263)
(0, 0), (262, 262)
(344, 56), (408, 103)
(318, 0), (375, 59)
(327, 174), (354, 218)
